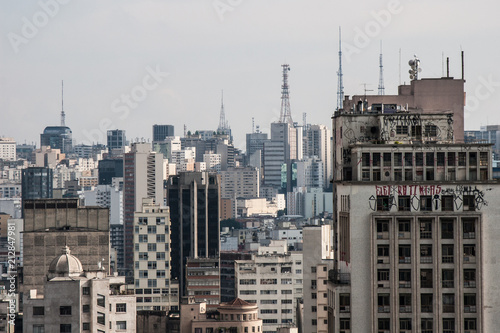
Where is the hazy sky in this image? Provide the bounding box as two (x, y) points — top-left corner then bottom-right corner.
(1, 0), (498, 152)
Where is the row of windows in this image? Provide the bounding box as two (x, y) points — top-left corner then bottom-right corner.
(376, 194), (477, 212)
(376, 317), (477, 331)
(376, 218), (476, 239)
(376, 292), (476, 313)
(377, 243), (476, 265)
(361, 151), (488, 168)
(377, 268), (476, 289)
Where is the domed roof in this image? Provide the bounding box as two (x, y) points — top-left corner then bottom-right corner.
(48, 246), (83, 277)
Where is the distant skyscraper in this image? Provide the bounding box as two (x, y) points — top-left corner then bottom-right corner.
(152, 124), (174, 142)
(98, 159), (124, 185)
(0, 138), (16, 161)
(107, 129), (126, 150)
(166, 172), (220, 296)
(22, 167), (53, 201)
(40, 126), (73, 153)
(305, 124), (332, 188)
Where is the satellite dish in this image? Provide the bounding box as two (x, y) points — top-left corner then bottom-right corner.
(409, 70), (413, 74)
(410, 75), (415, 80)
(408, 60), (415, 66)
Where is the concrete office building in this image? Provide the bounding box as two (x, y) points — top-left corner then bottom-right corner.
(220, 167), (260, 200)
(186, 257), (221, 310)
(123, 142), (165, 279)
(22, 199), (110, 296)
(235, 240), (302, 333)
(23, 246), (136, 333)
(21, 167), (53, 201)
(134, 198), (179, 312)
(166, 172), (220, 297)
(328, 84), (499, 332)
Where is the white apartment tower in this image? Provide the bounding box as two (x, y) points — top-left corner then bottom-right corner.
(133, 198), (179, 312)
(0, 138), (16, 161)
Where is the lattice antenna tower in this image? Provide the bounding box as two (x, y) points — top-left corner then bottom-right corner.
(61, 80), (66, 126)
(218, 90), (229, 132)
(378, 41), (385, 95)
(279, 64), (293, 125)
(336, 27), (344, 110)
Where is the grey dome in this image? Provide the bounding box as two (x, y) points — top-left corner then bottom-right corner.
(48, 246), (83, 277)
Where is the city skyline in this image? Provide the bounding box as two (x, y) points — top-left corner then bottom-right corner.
(1, 1), (498, 151)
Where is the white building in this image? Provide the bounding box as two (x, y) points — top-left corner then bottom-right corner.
(0, 138), (16, 161)
(235, 240), (303, 333)
(133, 198), (179, 312)
(203, 152), (222, 172)
(83, 183), (123, 225)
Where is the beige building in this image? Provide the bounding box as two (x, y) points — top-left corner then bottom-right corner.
(235, 240), (302, 332)
(133, 198), (178, 312)
(22, 199), (110, 296)
(180, 297), (263, 333)
(23, 246), (136, 333)
(329, 88), (498, 332)
(0, 138), (16, 161)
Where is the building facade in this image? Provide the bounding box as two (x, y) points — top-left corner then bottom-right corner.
(152, 124), (174, 142)
(0, 138), (16, 161)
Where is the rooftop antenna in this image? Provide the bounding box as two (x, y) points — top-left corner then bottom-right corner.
(408, 55), (421, 80)
(302, 112), (306, 128)
(361, 83), (374, 99)
(336, 27), (344, 110)
(61, 80), (65, 126)
(252, 117), (255, 133)
(279, 64), (293, 125)
(184, 124), (187, 137)
(399, 48), (401, 85)
(378, 41), (385, 95)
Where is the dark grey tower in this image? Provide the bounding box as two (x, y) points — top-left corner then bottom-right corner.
(152, 124), (174, 142)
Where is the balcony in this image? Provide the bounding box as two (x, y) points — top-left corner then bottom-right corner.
(378, 306), (390, 313)
(399, 281), (411, 288)
(464, 305), (477, 313)
(339, 305), (350, 313)
(399, 257), (411, 264)
(329, 269), (351, 285)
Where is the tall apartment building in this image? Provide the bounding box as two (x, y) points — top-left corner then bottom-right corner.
(22, 199), (110, 296)
(302, 225), (334, 333)
(123, 142), (165, 279)
(107, 129), (126, 150)
(0, 138), (16, 161)
(186, 257), (221, 310)
(235, 240), (303, 333)
(133, 198), (178, 312)
(152, 124), (174, 142)
(329, 82), (500, 332)
(166, 172), (220, 297)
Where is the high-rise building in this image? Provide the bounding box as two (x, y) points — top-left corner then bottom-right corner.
(246, 131), (268, 167)
(21, 167), (53, 201)
(22, 199), (110, 296)
(235, 240), (302, 332)
(220, 167), (260, 200)
(186, 257), (220, 309)
(329, 78), (500, 331)
(166, 172), (220, 296)
(305, 124), (332, 189)
(0, 138), (16, 161)
(123, 143), (165, 279)
(465, 125), (500, 159)
(40, 126), (73, 154)
(134, 198), (178, 312)
(98, 159), (124, 185)
(152, 124), (174, 142)
(107, 129), (126, 150)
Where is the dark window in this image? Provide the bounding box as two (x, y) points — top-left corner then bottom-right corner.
(377, 245), (389, 257)
(378, 318), (390, 330)
(464, 269), (476, 288)
(424, 124), (437, 137)
(420, 244), (432, 263)
(442, 244), (454, 263)
(421, 318), (433, 333)
(463, 195), (475, 211)
(399, 269), (411, 288)
(59, 306), (71, 315)
(419, 219), (433, 239)
(443, 318), (455, 333)
(83, 323), (90, 331)
(116, 303), (127, 312)
(33, 306), (45, 316)
(426, 152), (434, 166)
(412, 125), (422, 139)
(458, 152), (466, 166)
(404, 152), (413, 166)
(464, 294), (476, 313)
(464, 318), (477, 330)
(421, 293), (433, 312)
(400, 318), (412, 330)
(339, 294), (350, 313)
(442, 196), (454, 211)
(443, 294), (455, 313)
(373, 153), (381, 167)
(82, 287), (90, 295)
(398, 196), (410, 211)
(437, 152), (445, 166)
(377, 196), (390, 211)
(420, 196), (432, 212)
(420, 269), (433, 288)
(447, 152), (455, 166)
(383, 153), (391, 167)
(82, 305), (90, 313)
(469, 152), (477, 166)
(378, 294), (390, 312)
(362, 153), (370, 167)
(441, 218), (454, 238)
(442, 269), (454, 288)
(399, 245), (411, 264)
(399, 293), (411, 313)
(426, 169), (434, 180)
(377, 269), (389, 282)
(398, 219), (411, 238)
(60, 324), (71, 333)
(372, 169), (381, 181)
(97, 312), (105, 325)
(396, 125), (408, 135)
(404, 169), (413, 181)
(339, 318), (350, 330)
(394, 153), (403, 166)
(464, 245), (476, 262)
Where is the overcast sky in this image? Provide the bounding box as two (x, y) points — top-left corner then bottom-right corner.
(1, 0), (498, 152)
